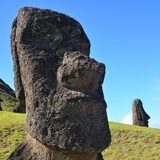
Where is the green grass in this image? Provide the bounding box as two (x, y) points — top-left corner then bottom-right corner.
(0, 111), (26, 160)
(102, 122), (160, 160)
(0, 112), (160, 160)
(0, 88), (17, 111)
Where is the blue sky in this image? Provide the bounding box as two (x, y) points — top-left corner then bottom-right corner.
(1, 0), (160, 128)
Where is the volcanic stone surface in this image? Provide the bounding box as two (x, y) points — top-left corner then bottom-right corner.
(0, 98), (2, 111)
(132, 99), (150, 127)
(8, 7), (111, 160)
(13, 100), (26, 113)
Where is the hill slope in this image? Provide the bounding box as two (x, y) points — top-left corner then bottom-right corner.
(0, 111), (26, 160)
(0, 88), (17, 111)
(0, 112), (160, 160)
(103, 122), (160, 160)
(0, 79), (15, 98)
(0, 78), (17, 111)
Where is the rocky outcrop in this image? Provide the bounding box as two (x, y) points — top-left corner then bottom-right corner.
(0, 78), (15, 97)
(13, 100), (26, 113)
(7, 7), (111, 160)
(132, 99), (150, 127)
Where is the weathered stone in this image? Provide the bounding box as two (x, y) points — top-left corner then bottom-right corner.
(0, 98), (2, 111)
(7, 134), (98, 160)
(13, 100), (26, 113)
(96, 152), (104, 160)
(132, 99), (150, 127)
(8, 7), (111, 160)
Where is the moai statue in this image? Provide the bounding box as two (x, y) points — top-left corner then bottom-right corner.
(0, 98), (3, 111)
(7, 7), (111, 160)
(132, 99), (150, 127)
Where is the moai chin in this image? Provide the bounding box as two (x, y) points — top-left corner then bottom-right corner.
(132, 99), (150, 127)
(7, 7), (111, 160)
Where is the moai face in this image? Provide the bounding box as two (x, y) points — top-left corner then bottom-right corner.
(132, 99), (150, 127)
(11, 7), (111, 153)
(54, 51), (111, 151)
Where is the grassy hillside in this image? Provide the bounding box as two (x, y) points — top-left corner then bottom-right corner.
(102, 122), (160, 160)
(0, 88), (17, 111)
(0, 111), (160, 160)
(0, 111), (26, 160)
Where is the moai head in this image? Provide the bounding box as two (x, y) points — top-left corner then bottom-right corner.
(132, 99), (150, 127)
(11, 7), (111, 153)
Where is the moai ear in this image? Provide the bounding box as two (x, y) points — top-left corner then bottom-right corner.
(11, 17), (26, 113)
(135, 104), (143, 120)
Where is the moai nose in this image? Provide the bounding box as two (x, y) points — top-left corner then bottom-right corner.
(57, 51), (105, 91)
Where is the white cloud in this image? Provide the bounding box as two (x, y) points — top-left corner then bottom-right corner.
(150, 77), (160, 91)
(121, 112), (132, 125)
(151, 96), (160, 101)
(149, 120), (160, 129)
(149, 77), (160, 101)
(153, 85), (160, 91)
(153, 77), (160, 83)
(121, 113), (160, 129)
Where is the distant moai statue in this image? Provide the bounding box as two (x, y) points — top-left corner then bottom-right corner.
(132, 99), (150, 127)
(0, 98), (3, 111)
(7, 7), (111, 160)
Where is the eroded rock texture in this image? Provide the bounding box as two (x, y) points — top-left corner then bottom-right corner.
(7, 7), (111, 160)
(132, 99), (150, 127)
(0, 98), (2, 111)
(13, 100), (26, 113)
